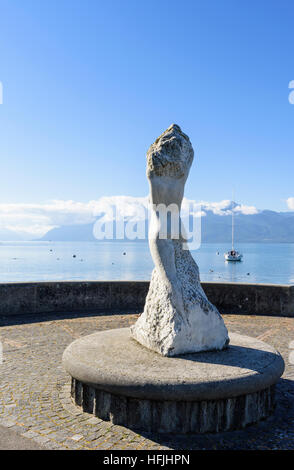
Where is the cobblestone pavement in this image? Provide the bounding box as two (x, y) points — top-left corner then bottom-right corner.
(0, 311), (293, 450)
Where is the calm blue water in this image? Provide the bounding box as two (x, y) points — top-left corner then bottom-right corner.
(0, 241), (293, 285)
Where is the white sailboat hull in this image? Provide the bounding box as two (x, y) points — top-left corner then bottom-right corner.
(224, 252), (243, 262)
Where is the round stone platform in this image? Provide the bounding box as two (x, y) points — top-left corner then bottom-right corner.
(62, 328), (285, 433)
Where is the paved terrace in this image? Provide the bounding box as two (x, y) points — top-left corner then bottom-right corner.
(0, 311), (293, 450)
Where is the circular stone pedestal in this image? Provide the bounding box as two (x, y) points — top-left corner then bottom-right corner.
(62, 328), (284, 434)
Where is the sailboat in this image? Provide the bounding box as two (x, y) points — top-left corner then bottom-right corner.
(224, 199), (243, 262)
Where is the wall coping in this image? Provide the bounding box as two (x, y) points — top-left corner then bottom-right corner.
(0, 280), (293, 287)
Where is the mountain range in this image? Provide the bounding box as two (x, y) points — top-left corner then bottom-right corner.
(35, 209), (294, 243)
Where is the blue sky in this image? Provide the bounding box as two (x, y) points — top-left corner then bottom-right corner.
(0, 0), (293, 212)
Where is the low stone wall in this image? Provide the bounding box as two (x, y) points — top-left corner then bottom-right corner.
(203, 282), (294, 317)
(0, 281), (293, 317)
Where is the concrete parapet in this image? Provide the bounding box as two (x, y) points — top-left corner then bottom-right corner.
(0, 281), (293, 317)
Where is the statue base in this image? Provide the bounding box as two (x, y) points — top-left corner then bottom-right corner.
(62, 328), (284, 434)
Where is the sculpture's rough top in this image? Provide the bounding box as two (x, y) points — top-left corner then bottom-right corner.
(131, 124), (229, 356)
(146, 124), (193, 179)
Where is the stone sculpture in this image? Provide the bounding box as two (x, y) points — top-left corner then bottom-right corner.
(131, 124), (229, 356)
(63, 124), (284, 434)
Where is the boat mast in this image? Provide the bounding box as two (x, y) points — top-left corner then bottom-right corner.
(232, 190), (234, 251)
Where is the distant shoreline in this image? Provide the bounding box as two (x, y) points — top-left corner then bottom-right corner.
(1, 240), (294, 244)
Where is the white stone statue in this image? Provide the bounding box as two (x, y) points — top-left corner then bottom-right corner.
(131, 124), (229, 356)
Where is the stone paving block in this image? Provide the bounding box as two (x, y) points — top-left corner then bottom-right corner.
(21, 430), (39, 439)
(33, 435), (51, 445)
(71, 434), (84, 441)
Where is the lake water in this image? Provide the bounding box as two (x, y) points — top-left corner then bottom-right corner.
(0, 241), (293, 285)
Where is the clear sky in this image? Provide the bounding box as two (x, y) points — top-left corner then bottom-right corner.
(0, 0), (293, 212)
